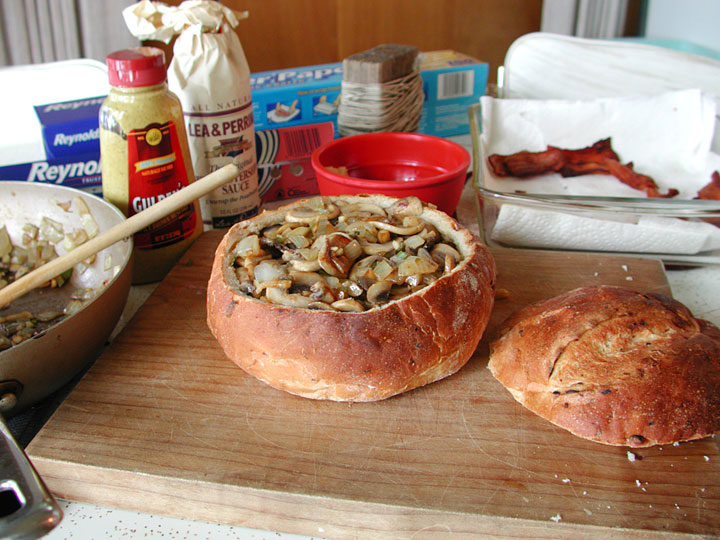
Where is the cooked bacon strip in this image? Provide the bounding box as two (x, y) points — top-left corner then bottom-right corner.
(488, 138), (678, 198)
(696, 171), (720, 226)
(696, 171), (720, 200)
(487, 147), (564, 177)
(603, 159), (679, 199)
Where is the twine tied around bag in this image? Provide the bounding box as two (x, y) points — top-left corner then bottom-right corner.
(337, 44), (424, 137)
(338, 69), (424, 136)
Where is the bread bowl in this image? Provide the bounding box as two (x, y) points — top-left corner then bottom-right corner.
(207, 194), (496, 401)
(488, 285), (720, 447)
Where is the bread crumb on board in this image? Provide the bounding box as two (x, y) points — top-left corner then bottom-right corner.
(627, 451), (637, 462)
(550, 514), (562, 522)
(494, 287), (511, 300)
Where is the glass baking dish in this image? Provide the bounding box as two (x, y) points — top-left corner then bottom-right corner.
(469, 102), (720, 266)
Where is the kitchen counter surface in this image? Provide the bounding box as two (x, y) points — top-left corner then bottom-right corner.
(13, 134), (718, 540)
(40, 269), (718, 540)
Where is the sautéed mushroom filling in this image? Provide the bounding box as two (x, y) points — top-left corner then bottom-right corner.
(229, 197), (464, 312)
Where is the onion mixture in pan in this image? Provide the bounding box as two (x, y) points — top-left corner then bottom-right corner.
(0, 197), (103, 350)
(229, 196), (464, 312)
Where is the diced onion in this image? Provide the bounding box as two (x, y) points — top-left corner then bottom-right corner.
(234, 234), (262, 258)
(398, 256), (439, 278)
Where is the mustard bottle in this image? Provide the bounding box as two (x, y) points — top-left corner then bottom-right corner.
(99, 47), (202, 284)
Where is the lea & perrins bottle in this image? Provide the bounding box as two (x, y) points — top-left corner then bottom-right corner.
(99, 47), (202, 284)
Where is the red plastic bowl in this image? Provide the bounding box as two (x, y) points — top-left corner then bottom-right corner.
(311, 132), (470, 215)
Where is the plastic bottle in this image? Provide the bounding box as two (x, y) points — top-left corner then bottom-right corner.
(99, 47), (202, 284)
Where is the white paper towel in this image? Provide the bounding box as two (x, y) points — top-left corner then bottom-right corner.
(492, 205), (720, 254)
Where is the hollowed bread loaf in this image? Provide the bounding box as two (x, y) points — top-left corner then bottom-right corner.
(207, 194), (496, 401)
(488, 285), (720, 447)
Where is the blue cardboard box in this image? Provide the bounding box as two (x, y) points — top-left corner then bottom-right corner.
(33, 96), (104, 160)
(417, 50), (489, 137)
(249, 50), (489, 138)
(0, 96), (104, 194)
(250, 63), (343, 133)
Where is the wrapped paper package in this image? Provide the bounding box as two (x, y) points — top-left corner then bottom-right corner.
(124, 0), (261, 229)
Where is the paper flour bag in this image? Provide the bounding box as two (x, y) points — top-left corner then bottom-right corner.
(124, 0), (261, 228)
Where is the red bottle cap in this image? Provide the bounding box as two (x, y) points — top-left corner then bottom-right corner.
(106, 47), (167, 88)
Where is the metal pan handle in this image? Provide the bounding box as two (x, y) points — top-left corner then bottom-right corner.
(0, 413), (62, 540)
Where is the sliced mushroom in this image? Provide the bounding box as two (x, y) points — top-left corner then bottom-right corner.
(430, 243), (462, 272)
(266, 287), (315, 308)
(317, 233), (360, 278)
(338, 220), (378, 242)
(331, 298), (365, 312)
(397, 255), (439, 279)
(255, 278), (292, 295)
(308, 301), (333, 310)
(343, 280), (364, 297)
(366, 280), (393, 305)
(234, 266), (256, 294)
(261, 224), (283, 239)
(289, 270), (325, 290)
(290, 258), (321, 272)
(420, 224), (440, 249)
(349, 255), (394, 289)
(338, 201), (387, 217)
(358, 239), (395, 256)
(388, 196), (423, 217)
(367, 216), (424, 236)
(286, 203), (340, 223)
(309, 280), (335, 303)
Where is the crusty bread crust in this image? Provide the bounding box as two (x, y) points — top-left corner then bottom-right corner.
(207, 194), (496, 401)
(488, 285), (720, 447)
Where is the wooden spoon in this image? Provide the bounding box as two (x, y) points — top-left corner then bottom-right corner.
(0, 163), (241, 308)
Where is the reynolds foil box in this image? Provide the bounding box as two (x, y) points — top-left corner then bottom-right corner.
(34, 96), (104, 160)
(0, 155), (102, 193)
(249, 51), (488, 138)
(0, 96), (104, 194)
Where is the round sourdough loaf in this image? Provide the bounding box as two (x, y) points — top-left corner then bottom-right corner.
(207, 194), (496, 401)
(488, 285), (720, 447)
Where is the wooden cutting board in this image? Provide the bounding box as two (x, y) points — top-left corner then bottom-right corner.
(27, 231), (720, 539)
